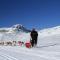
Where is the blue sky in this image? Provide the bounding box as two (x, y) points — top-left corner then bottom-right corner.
(0, 0), (60, 29)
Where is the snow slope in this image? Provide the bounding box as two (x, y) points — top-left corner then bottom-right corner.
(0, 25), (60, 60)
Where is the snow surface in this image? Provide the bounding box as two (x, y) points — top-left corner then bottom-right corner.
(0, 25), (60, 60)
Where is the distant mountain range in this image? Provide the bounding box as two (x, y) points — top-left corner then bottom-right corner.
(0, 24), (60, 35)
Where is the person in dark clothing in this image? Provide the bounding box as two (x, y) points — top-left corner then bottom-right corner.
(30, 28), (38, 47)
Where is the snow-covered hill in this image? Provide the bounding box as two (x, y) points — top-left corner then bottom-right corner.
(0, 24), (60, 60)
(39, 26), (60, 37)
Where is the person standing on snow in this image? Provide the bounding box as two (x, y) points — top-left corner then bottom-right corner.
(30, 28), (38, 47)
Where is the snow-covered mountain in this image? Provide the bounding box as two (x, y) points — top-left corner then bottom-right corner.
(0, 24), (31, 33)
(0, 25), (60, 60)
(0, 24), (31, 41)
(0, 24), (60, 42)
(0, 24), (60, 35)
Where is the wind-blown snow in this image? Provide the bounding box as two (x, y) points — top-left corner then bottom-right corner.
(0, 25), (60, 60)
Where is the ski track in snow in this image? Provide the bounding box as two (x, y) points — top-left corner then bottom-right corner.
(0, 52), (18, 60)
(0, 46), (60, 60)
(0, 49), (18, 60)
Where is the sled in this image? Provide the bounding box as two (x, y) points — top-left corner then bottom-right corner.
(25, 41), (32, 48)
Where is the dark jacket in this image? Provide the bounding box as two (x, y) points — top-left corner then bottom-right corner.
(30, 30), (38, 40)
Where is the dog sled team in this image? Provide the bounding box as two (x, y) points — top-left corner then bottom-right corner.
(0, 28), (38, 48)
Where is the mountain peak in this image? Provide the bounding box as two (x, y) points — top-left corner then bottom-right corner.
(12, 24), (24, 29)
(11, 24), (31, 32)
